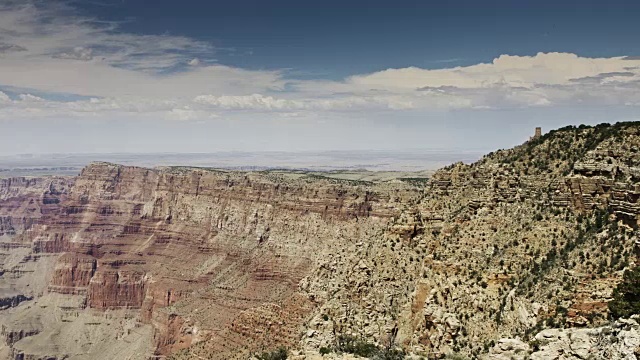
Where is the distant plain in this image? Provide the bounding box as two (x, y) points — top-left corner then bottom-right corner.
(0, 150), (484, 179)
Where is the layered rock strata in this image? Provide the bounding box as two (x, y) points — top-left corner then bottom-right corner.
(1, 123), (640, 359)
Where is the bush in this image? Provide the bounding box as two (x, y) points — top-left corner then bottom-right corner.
(445, 354), (471, 360)
(372, 348), (405, 360)
(609, 266), (640, 319)
(256, 347), (288, 360)
(336, 335), (378, 357)
(335, 335), (405, 359)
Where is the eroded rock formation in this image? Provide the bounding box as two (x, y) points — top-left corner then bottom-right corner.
(0, 162), (413, 359)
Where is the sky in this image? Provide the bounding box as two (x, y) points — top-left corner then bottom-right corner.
(1, 0), (640, 155)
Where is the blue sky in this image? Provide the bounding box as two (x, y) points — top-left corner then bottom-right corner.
(72, 0), (640, 77)
(0, 0), (640, 155)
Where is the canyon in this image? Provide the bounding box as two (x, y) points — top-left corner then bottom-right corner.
(1, 122), (640, 359)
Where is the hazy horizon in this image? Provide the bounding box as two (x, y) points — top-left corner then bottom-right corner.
(0, 149), (487, 177)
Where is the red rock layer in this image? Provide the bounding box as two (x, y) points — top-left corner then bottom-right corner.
(48, 253), (96, 295)
(8, 162), (403, 357)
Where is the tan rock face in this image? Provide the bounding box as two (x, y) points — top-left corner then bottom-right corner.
(0, 177), (71, 240)
(0, 162), (414, 359)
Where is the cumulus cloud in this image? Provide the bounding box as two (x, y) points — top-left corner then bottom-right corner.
(18, 94), (45, 102)
(288, 52), (640, 109)
(295, 52), (640, 92)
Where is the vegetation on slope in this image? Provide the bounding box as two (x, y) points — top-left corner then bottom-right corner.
(479, 121), (640, 176)
(255, 347), (288, 360)
(425, 121), (640, 357)
(609, 266), (640, 320)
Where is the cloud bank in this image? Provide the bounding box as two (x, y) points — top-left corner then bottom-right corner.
(0, 1), (639, 122)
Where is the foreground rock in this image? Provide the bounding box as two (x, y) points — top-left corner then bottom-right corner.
(485, 316), (640, 360)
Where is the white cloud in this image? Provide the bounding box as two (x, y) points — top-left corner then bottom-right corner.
(18, 94), (45, 102)
(290, 52), (640, 109)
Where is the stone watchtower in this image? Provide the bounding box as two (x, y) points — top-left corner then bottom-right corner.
(530, 127), (542, 140)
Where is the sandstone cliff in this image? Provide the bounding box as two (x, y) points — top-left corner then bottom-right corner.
(0, 163), (416, 359)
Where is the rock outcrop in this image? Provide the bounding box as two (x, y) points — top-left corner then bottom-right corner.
(485, 316), (640, 360)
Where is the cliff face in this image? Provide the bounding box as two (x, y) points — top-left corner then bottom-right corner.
(292, 123), (640, 359)
(1, 123), (640, 359)
(0, 163), (414, 359)
(0, 177), (70, 238)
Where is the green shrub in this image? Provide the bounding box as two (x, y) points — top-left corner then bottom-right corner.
(609, 266), (640, 319)
(334, 335), (405, 359)
(336, 335), (378, 357)
(256, 347), (288, 360)
(445, 354), (470, 360)
(372, 348), (405, 360)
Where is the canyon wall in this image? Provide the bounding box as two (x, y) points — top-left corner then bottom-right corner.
(0, 163), (417, 359)
(1, 123), (640, 359)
